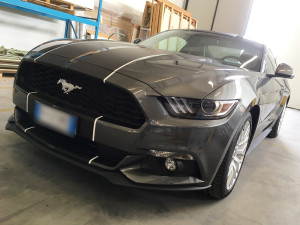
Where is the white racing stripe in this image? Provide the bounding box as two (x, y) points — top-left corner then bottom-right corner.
(92, 116), (103, 141)
(35, 43), (138, 63)
(88, 156), (99, 164)
(68, 46), (139, 64)
(24, 126), (35, 133)
(34, 41), (83, 62)
(103, 54), (168, 83)
(26, 92), (38, 112)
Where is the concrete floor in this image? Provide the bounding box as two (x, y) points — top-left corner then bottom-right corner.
(1, 77), (300, 225)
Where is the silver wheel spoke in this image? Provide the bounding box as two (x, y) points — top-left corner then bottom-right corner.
(233, 155), (243, 167)
(237, 138), (248, 147)
(226, 120), (251, 191)
(235, 144), (247, 155)
(278, 104), (287, 134)
(227, 162), (236, 189)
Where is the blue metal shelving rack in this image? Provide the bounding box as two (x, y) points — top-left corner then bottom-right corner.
(0, 0), (103, 39)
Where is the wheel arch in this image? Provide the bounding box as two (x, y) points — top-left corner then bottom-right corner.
(287, 95), (290, 105)
(249, 104), (260, 143)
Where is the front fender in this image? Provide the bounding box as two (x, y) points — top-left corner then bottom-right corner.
(204, 78), (258, 109)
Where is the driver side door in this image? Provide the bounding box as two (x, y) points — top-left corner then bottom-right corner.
(257, 51), (285, 128)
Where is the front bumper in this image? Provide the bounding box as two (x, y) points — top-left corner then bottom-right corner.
(8, 80), (246, 190)
(6, 109), (210, 191)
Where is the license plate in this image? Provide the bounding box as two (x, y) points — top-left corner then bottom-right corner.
(34, 102), (77, 137)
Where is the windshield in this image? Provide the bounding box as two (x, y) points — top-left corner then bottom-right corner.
(140, 30), (264, 72)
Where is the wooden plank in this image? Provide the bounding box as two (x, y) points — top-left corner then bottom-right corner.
(156, 2), (162, 34)
(149, 0), (154, 36)
(152, 3), (158, 35)
(0, 58), (20, 64)
(154, 0), (192, 17)
(62, 0), (94, 10)
(22, 0), (75, 14)
(194, 19), (198, 29)
(141, 0), (197, 39)
(0, 64), (19, 69)
(191, 18), (198, 29)
(0, 69), (17, 74)
(179, 12), (183, 28)
(157, 2), (165, 33)
(51, 0), (75, 10)
(0, 74), (15, 79)
(141, 2), (152, 28)
(151, 3), (158, 36)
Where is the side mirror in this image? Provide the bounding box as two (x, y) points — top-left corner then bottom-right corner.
(269, 63), (294, 79)
(133, 38), (142, 44)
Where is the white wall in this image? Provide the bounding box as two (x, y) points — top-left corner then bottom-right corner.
(212, 0), (253, 35)
(187, 0), (217, 30)
(187, 0), (253, 35)
(0, 7), (65, 51)
(246, 0), (300, 109)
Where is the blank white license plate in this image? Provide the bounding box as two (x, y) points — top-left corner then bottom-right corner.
(34, 102), (77, 137)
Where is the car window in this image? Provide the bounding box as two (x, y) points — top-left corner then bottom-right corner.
(265, 55), (275, 74)
(142, 36), (187, 52)
(140, 30), (264, 72)
(207, 46), (244, 65)
(207, 46), (241, 58)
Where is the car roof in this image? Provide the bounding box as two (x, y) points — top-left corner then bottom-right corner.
(174, 29), (264, 48)
(180, 29), (239, 37)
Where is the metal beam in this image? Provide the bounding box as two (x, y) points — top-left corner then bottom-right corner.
(0, 0), (103, 39)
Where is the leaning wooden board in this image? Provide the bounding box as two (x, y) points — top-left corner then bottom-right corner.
(141, 0), (198, 39)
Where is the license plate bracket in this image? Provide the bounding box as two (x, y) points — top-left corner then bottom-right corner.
(34, 102), (77, 137)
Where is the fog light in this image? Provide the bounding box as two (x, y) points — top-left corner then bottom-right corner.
(165, 158), (177, 171)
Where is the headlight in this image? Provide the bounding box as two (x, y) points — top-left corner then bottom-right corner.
(159, 97), (238, 119)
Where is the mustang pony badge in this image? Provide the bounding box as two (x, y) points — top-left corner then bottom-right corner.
(57, 79), (82, 94)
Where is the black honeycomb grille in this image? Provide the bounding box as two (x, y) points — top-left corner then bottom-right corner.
(16, 61), (146, 129)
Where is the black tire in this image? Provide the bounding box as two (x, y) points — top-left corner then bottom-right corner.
(267, 104), (287, 138)
(208, 112), (252, 199)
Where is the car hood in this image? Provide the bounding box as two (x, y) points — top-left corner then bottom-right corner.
(35, 40), (252, 99)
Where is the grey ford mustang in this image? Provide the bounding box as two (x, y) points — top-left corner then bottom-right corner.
(6, 30), (294, 198)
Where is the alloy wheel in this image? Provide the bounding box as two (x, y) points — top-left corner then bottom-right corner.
(226, 121), (251, 191)
(277, 104), (287, 135)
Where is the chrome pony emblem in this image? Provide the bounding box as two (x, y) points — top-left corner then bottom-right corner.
(57, 79), (82, 94)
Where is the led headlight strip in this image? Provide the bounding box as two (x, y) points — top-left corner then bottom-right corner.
(159, 97), (238, 119)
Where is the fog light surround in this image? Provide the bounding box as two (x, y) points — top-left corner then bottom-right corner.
(165, 158), (177, 171)
(149, 150), (194, 160)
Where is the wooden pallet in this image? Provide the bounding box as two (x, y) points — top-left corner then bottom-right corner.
(140, 0), (198, 38)
(0, 70), (17, 78)
(22, 0), (75, 14)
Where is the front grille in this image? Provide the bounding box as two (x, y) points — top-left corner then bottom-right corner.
(15, 107), (129, 168)
(16, 61), (146, 129)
